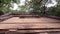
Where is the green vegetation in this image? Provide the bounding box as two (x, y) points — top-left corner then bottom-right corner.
(0, 0), (20, 14)
(46, 4), (60, 17)
(0, 0), (60, 17)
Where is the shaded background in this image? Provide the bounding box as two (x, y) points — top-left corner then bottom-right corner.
(0, 0), (60, 17)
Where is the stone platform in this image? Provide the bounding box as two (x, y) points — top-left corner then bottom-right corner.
(0, 17), (60, 34)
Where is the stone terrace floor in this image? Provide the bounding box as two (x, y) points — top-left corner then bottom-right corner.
(0, 17), (60, 29)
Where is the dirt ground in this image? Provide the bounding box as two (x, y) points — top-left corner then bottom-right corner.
(0, 17), (60, 29)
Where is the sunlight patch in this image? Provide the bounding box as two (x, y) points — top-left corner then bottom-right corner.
(45, 0), (57, 7)
(10, 0), (26, 10)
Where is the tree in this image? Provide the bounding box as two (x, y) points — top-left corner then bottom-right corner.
(46, 0), (60, 17)
(0, 0), (20, 15)
(26, 0), (44, 15)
